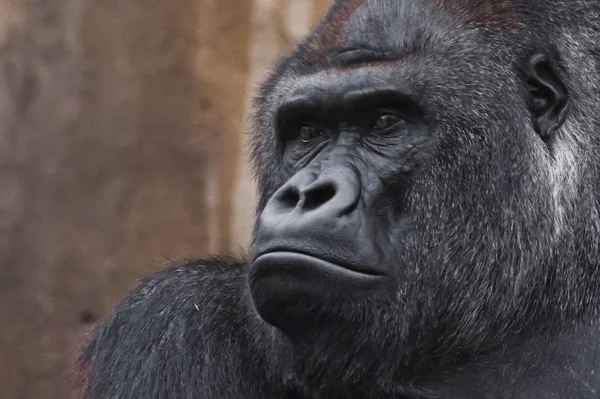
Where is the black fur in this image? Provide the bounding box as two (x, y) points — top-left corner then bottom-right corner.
(79, 0), (600, 398)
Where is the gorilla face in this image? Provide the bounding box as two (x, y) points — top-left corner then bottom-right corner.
(248, 0), (573, 373)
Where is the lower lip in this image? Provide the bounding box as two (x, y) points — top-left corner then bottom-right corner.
(252, 251), (384, 281)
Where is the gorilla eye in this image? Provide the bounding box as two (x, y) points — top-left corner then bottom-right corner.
(373, 113), (403, 130)
(299, 125), (323, 143)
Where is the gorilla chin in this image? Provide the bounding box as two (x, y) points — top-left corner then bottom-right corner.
(249, 250), (385, 330)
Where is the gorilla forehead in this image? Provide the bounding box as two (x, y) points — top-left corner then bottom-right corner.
(337, 0), (451, 49)
(315, 0), (521, 53)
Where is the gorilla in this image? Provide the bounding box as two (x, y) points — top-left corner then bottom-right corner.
(79, 0), (600, 397)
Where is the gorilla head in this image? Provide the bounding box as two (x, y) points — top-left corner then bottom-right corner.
(248, 0), (599, 391)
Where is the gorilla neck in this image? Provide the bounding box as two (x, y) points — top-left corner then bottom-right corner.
(270, 321), (600, 398)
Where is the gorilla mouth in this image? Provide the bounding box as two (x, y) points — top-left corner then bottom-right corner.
(253, 250), (385, 279)
(249, 251), (384, 331)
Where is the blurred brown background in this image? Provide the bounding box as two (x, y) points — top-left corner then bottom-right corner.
(0, 0), (331, 397)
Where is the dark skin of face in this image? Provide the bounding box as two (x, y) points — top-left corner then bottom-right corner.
(250, 69), (432, 331)
(79, 0), (600, 398)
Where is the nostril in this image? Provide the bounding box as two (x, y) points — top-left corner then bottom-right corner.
(278, 187), (301, 209)
(303, 184), (336, 211)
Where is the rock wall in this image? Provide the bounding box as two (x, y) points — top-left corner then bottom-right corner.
(0, 0), (330, 397)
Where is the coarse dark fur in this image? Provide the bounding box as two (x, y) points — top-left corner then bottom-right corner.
(79, 0), (600, 398)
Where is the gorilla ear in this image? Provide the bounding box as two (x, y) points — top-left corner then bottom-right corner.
(526, 53), (570, 141)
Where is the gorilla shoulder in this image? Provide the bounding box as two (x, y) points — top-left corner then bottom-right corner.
(79, 259), (290, 398)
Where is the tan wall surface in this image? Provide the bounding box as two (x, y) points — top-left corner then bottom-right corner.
(0, 0), (331, 397)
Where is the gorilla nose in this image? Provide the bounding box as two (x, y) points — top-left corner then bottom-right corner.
(260, 168), (361, 229)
